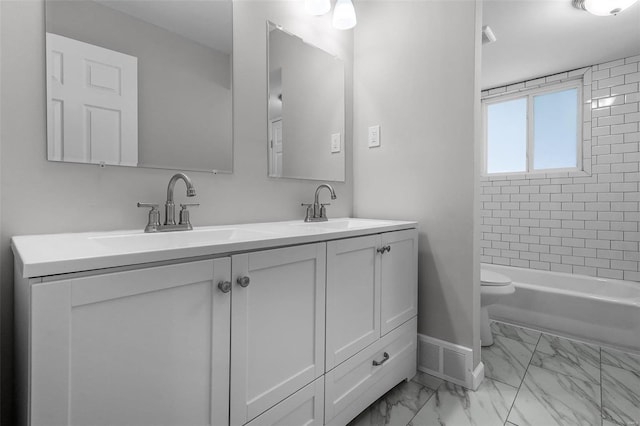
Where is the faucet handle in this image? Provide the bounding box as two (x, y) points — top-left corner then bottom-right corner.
(301, 203), (314, 222)
(137, 202), (160, 232)
(320, 203), (331, 218)
(179, 203), (199, 228)
(137, 202), (159, 210)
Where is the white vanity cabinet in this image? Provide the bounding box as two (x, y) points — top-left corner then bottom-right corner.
(326, 230), (418, 369)
(14, 219), (418, 426)
(326, 234), (381, 370)
(25, 258), (232, 426)
(379, 230), (419, 335)
(324, 229), (418, 425)
(230, 243), (326, 425)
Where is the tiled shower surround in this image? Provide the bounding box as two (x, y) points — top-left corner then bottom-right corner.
(480, 55), (640, 281)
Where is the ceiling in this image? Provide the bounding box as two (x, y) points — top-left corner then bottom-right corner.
(482, 0), (640, 89)
(95, 0), (232, 54)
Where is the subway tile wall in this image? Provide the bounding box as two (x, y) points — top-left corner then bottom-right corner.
(480, 55), (640, 281)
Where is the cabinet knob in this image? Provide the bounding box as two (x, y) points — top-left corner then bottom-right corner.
(218, 281), (232, 293)
(237, 276), (251, 287)
(377, 245), (391, 254)
(372, 352), (390, 366)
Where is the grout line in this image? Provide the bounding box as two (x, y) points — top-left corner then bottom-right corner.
(503, 331), (542, 425)
(521, 331), (604, 387)
(484, 375), (520, 390)
(493, 319), (605, 352)
(405, 381), (440, 426)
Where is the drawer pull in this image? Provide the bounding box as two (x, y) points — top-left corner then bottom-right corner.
(218, 281), (232, 293)
(237, 276), (251, 287)
(372, 352), (390, 366)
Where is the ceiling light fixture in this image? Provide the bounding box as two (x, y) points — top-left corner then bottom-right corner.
(332, 0), (357, 30)
(572, 0), (638, 16)
(306, 0), (357, 30)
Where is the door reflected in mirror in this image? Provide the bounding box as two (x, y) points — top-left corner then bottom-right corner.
(267, 22), (346, 182)
(45, 0), (233, 173)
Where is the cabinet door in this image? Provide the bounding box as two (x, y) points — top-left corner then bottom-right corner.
(326, 235), (381, 371)
(231, 243), (326, 426)
(30, 259), (231, 426)
(380, 229), (418, 335)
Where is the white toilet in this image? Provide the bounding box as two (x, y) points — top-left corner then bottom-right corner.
(480, 268), (515, 346)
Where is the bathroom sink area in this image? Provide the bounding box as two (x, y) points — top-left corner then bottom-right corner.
(11, 218), (417, 278)
(89, 227), (275, 251)
(290, 218), (391, 231)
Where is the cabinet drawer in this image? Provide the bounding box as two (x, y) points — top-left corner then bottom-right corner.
(324, 317), (417, 426)
(244, 377), (324, 426)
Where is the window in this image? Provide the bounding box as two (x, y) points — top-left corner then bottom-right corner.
(483, 81), (582, 175)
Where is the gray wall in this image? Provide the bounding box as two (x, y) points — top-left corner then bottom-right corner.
(353, 1), (480, 358)
(46, 0), (233, 172)
(0, 1), (353, 422)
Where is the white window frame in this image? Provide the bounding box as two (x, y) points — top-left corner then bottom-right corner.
(482, 79), (583, 177)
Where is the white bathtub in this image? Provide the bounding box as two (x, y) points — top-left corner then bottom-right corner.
(483, 263), (640, 353)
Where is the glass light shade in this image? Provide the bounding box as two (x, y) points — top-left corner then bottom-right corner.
(306, 0), (331, 16)
(332, 0), (357, 30)
(582, 0), (638, 15)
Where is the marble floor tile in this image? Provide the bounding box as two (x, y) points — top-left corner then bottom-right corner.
(408, 378), (517, 426)
(530, 334), (600, 384)
(491, 321), (541, 346)
(602, 347), (640, 373)
(603, 421), (633, 426)
(347, 379), (433, 426)
(411, 371), (444, 391)
(508, 364), (602, 426)
(482, 334), (535, 387)
(602, 364), (640, 426)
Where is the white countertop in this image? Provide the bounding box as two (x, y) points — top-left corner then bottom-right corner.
(11, 218), (417, 278)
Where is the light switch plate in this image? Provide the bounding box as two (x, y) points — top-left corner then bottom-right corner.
(331, 133), (341, 153)
(368, 125), (380, 148)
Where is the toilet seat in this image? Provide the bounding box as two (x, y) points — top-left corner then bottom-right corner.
(481, 269), (512, 286)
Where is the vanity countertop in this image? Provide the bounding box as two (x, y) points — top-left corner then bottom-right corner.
(12, 218), (417, 278)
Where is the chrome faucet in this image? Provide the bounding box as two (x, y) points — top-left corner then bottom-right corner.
(302, 184), (337, 222)
(137, 173), (199, 232)
(165, 173), (196, 225)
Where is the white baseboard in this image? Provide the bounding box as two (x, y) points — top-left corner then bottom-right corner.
(417, 333), (483, 390)
(471, 361), (485, 390)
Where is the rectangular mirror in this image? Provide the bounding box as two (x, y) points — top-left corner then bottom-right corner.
(45, 0), (233, 173)
(267, 22), (345, 182)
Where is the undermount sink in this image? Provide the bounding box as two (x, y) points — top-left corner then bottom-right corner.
(291, 218), (391, 231)
(90, 227), (274, 251)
